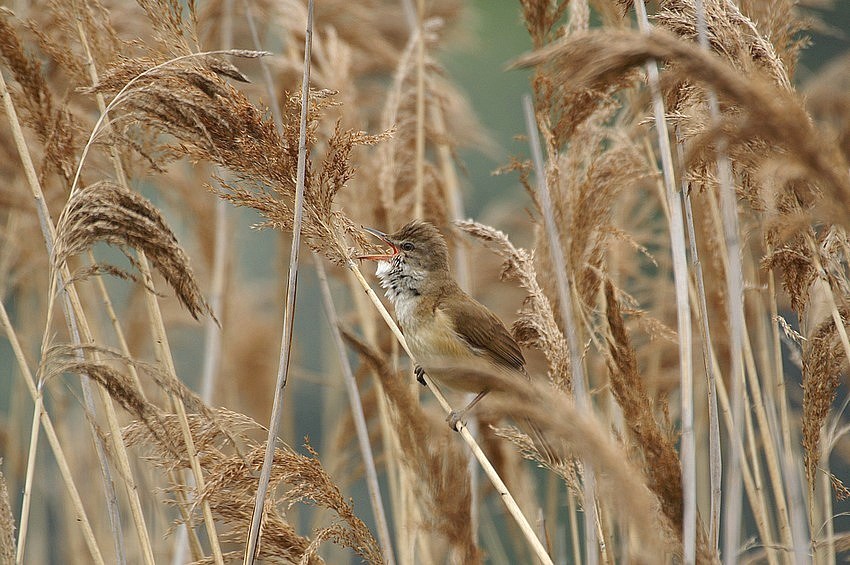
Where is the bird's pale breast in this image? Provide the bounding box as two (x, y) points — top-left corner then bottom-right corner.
(397, 296), (499, 393)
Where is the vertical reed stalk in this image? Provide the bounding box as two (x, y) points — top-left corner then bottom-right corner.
(677, 130), (721, 550)
(633, 3), (695, 562)
(346, 269), (406, 563)
(709, 332), (774, 562)
(201, 0), (234, 406)
(15, 382), (40, 564)
(0, 57), (126, 565)
(765, 248), (794, 471)
(0, 300), (105, 565)
(72, 14), (161, 563)
(765, 252), (809, 563)
(818, 457), (835, 565)
(413, 0), (426, 219)
(314, 254), (396, 565)
(522, 94), (598, 565)
(688, 1), (747, 559)
(244, 2), (313, 561)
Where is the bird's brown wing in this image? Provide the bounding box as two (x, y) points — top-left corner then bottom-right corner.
(441, 297), (525, 373)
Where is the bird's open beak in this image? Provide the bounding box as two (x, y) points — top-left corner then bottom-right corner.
(357, 226), (399, 261)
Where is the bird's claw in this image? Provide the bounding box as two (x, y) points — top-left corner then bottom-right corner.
(446, 411), (463, 432)
(414, 365), (426, 386)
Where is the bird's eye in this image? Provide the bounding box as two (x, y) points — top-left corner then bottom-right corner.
(401, 242), (414, 252)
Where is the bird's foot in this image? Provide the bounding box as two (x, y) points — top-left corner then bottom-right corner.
(446, 410), (464, 432)
(414, 365), (426, 386)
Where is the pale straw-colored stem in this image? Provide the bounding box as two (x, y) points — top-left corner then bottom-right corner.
(742, 315), (794, 558)
(633, 4), (696, 563)
(567, 489), (582, 565)
(765, 243), (809, 564)
(15, 380), (41, 564)
(346, 269), (406, 562)
(783, 420), (809, 565)
(522, 94), (599, 565)
(702, 190), (780, 565)
(72, 14), (162, 563)
(0, 301), (105, 565)
(818, 456), (835, 565)
(742, 384), (778, 563)
(244, 2), (313, 562)
(692, 113), (792, 560)
(0, 56), (125, 565)
(412, 0), (426, 219)
(677, 130), (722, 550)
(346, 260), (555, 565)
(710, 335), (774, 562)
(314, 255), (396, 565)
(138, 262), (223, 564)
(689, 1), (748, 560)
(765, 243), (795, 474)
(180, 197), (228, 558)
(202, 0), (234, 406)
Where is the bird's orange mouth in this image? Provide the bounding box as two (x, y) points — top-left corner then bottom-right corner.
(357, 226), (399, 261)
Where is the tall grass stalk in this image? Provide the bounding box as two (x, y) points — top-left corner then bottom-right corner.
(522, 93), (600, 565)
(678, 130), (722, 550)
(314, 254), (396, 565)
(72, 16), (160, 563)
(413, 0), (426, 220)
(0, 300), (104, 565)
(633, 3), (695, 563)
(244, 1), (314, 561)
(691, 2), (788, 561)
(201, 0), (234, 407)
(14, 368), (40, 564)
(0, 58), (127, 565)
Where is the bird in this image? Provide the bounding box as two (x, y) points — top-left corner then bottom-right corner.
(358, 220), (527, 430)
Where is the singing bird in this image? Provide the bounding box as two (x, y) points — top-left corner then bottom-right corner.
(358, 220), (526, 429)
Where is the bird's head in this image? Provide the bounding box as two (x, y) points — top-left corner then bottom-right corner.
(358, 220), (451, 289)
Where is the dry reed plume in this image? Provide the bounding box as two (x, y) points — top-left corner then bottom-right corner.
(2, 0), (850, 563)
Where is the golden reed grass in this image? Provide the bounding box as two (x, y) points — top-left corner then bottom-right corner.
(2, 0), (850, 563)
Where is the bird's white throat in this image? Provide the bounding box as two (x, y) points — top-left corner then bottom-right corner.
(375, 259), (393, 279)
(373, 258), (424, 311)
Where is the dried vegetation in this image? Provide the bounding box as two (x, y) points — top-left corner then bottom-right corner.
(1, 0), (850, 563)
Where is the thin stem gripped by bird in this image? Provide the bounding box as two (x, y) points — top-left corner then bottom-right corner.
(345, 258), (555, 565)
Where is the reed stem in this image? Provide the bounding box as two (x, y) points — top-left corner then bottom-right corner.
(244, 2), (313, 561)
